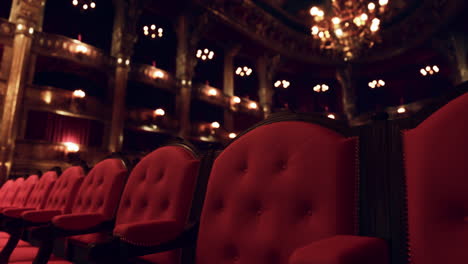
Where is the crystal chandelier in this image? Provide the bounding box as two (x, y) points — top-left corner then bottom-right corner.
(310, 0), (390, 60)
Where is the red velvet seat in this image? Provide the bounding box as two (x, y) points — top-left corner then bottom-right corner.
(0, 167), (85, 263)
(108, 117), (386, 264)
(67, 145), (200, 263)
(0, 180), (14, 202)
(0, 178), (24, 211)
(0, 171), (58, 247)
(403, 92), (468, 264)
(0, 175), (38, 213)
(11, 158), (128, 263)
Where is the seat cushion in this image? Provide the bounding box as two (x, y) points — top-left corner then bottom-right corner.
(8, 247), (63, 262)
(0, 237), (31, 247)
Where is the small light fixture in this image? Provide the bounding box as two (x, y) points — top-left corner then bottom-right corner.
(211, 122), (220, 129)
(125, 59), (130, 66)
(152, 70), (164, 79)
(143, 24), (163, 39)
(117, 58), (123, 64)
(28, 27), (34, 34)
(72, 89), (86, 98)
(420, 65), (439, 76)
(248, 102), (258, 109)
(274, 80), (291, 89)
(72, 0), (95, 10)
(327, 114), (336, 119)
(228, 133), (237, 139)
(236, 66), (253, 77)
(63, 142), (80, 152)
(207, 88), (218, 96)
(397, 107), (406, 114)
(368, 79), (385, 89)
(75, 44), (88, 54)
(313, 84), (330, 93)
(196, 49), (215, 60)
(16, 24), (24, 30)
(231, 96), (241, 104)
(154, 108), (165, 116)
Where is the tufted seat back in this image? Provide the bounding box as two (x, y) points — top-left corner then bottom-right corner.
(24, 171), (57, 209)
(0, 180), (14, 201)
(44, 166), (85, 213)
(403, 92), (468, 264)
(0, 178), (25, 207)
(71, 159), (128, 220)
(115, 146), (199, 225)
(10, 175), (39, 207)
(196, 121), (357, 264)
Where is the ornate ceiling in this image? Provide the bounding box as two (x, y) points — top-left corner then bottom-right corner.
(196, 0), (466, 65)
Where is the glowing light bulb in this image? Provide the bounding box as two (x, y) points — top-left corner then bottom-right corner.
(335, 28), (344, 37)
(368, 2), (376, 10)
(332, 17), (341, 25)
(64, 142), (80, 152)
(379, 0), (388, 6)
(311, 26), (319, 35)
(83, 4), (88, 9)
(327, 114), (336, 119)
(208, 88), (218, 96)
(72, 0), (78, 6)
(248, 102), (258, 109)
(420, 69), (427, 76)
(397, 107), (406, 114)
(433, 65), (439, 72)
(90, 2), (96, 8)
(310, 6), (319, 16)
(232, 96), (241, 104)
(211, 122), (220, 129)
(229, 133), (237, 139)
(154, 108), (165, 116)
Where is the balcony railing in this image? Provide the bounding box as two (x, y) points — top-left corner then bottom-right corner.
(25, 85), (110, 122)
(128, 64), (176, 92)
(32, 32), (113, 69)
(196, 84), (263, 117)
(126, 108), (179, 133)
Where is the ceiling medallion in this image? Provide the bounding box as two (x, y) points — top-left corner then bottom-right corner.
(310, 0), (390, 60)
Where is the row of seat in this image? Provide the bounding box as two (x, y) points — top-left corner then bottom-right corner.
(0, 90), (465, 264)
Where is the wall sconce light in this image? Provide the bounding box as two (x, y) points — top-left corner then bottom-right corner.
(420, 65), (439, 76)
(397, 107), (406, 114)
(313, 84), (330, 92)
(196, 49), (215, 60)
(63, 142), (80, 152)
(211, 122), (220, 129)
(72, 89), (86, 98)
(154, 108), (165, 116)
(231, 96), (241, 104)
(236, 66), (253, 77)
(143, 25), (163, 39)
(274, 80), (290, 89)
(207, 88), (218, 96)
(152, 70), (165, 79)
(368, 79), (385, 88)
(248, 102), (258, 109)
(327, 114), (336, 119)
(228, 133), (237, 139)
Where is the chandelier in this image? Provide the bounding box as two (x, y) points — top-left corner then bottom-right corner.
(309, 0), (390, 60)
(72, 0), (96, 10)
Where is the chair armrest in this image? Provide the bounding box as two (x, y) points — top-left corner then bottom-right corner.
(114, 220), (183, 246)
(21, 210), (62, 224)
(52, 213), (106, 231)
(289, 235), (389, 264)
(3, 208), (36, 218)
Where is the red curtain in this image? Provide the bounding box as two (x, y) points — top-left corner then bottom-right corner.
(25, 111), (103, 147)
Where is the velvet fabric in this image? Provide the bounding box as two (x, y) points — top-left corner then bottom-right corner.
(0, 178), (24, 208)
(9, 175), (39, 208)
(22, 171), (57, 210)
(288, 235), (389, 264)
(404, 92), (468, 264)
(69, 159), (128, 221)
(196, 121), (358, 264)
(0, 180), (14, 201)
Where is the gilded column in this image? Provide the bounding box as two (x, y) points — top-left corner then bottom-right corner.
(175, 13), (206, 138)
(0, 0), (44, 181)
(336, 65), (358, 122)
(107, 0), (139, 152)
(223, 45), (240, 132)
(257, 54), (280, 119)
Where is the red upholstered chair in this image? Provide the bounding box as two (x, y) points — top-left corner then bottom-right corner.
(0, 166), (85, 263)
(0, 178), (24, 211)
(60, 144), (201, 264)
(403, 92), (468, 264)
(0, 171), (58, 247)
(102, 114), (387, 264)
(0, 175), (39, 213)
(0, 180), (14, 202)
(11, 158), (128, 264)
